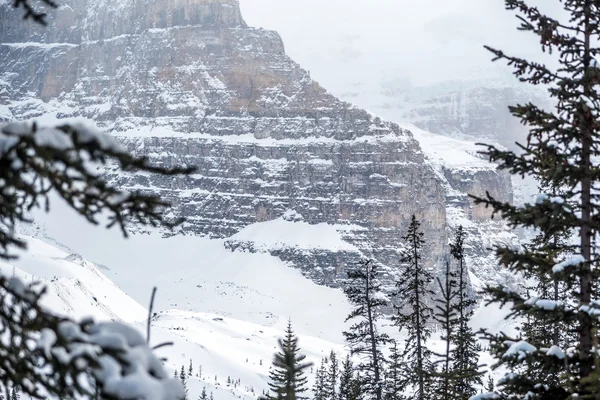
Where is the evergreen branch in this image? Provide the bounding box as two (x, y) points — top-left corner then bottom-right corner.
(0, 122), (195, 260)
(484, 46), (560, 85)
(11, 0), (58, 25)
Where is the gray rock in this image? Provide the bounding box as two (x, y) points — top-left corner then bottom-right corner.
(0, 0), (516, 299)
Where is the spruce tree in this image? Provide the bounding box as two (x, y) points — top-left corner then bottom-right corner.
(383, 340), (405, 400)
(343, 260), (390, 400)
(189, 359), (193, 377)
(393, 215), (434, 400)
(338, 355), (354, 400)
(349, 373), (363, 400)
(180, 365), (188, 400)
(313, 358), (327, 400)
(470, 0), (600, 397)
(325, 351), (339, 400)
(449, 226), (481, 399)
(263, 320), (311, 400)
(485, 374), (494, 393)
(432, 260), (458, 400)
(199, 387), (208, 400)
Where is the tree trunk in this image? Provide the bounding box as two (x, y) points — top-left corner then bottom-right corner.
(366, 264), (382, 400)
(580, 4), (593, 383)
(414, 235), (424, 400)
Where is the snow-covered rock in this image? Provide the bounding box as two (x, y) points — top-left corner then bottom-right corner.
(0, 0), (517, 299)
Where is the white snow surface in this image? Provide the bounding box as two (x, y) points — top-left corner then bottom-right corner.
(230, 214), (358, 252)
(553, 255), (585, 273)
(503, 340), (536, 360)
(406, 124), (495, 171)
(6, 232), (346, 400)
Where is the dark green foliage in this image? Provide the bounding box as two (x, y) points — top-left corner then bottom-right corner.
(313, 358), (327, 400)
(263, 321), (311, 400)
(393, 215), (434, 400)
(383, 340), (405, 400)
(180, 365), (188, 400)
(199, 387), (208, 400)
(485, 374), (494, 393)
(432, 260), (458, 400)
(325, 351), (339, 400)
(338, 355), (354, 400)
(343, 260), (390, 400)
(449, 226), (481, 399)
(519, 184), (575, 392)
(470, 0), (600, 398)
(10, 0), (57, 25)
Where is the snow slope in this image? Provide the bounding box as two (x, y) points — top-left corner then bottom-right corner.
(406, 124), (493, 172)
(5, 233), (347, 400)
(2, 236), (146, 323)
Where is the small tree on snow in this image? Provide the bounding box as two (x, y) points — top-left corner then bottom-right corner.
(180, 365), (189, 400)
(262, 320), (311, 400)
(338, 355), (354, 400)
(431, 260), (458, 400)
(448, 226), (481, 399)
(383, 340), (405, 400)
(325, 351), (339, 400)
(393, 214), (434, 400)
(343, 259), (390, 400)
(313, 358), (327, 400)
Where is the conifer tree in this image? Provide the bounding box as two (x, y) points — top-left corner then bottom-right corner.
(393, 215), (434, 400)
(432, 260), (458, 400)
(180, 365), (188, 400)
(448, 226), (481, 399)
(383, 340), (405, 400)
(313, 358), (327, 400)
(263, 320), (311, 400)
(338, 355), (354, 400)
(471, 0), (600, 397)
(485, 374), (494, 393)
(325, 351), (339, 400)
(349, 373), (363, 400)
(189, 359), (193, 377)
(199, 387), (208, 400)
(343, 260), (390, 400)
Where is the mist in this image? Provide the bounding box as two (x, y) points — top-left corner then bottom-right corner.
(240, 0), (565, 94)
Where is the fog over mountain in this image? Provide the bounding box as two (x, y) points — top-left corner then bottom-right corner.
(240, 0), (562, 90)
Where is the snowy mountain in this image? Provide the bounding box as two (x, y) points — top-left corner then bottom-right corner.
(239, 0), (553, 150)
(0, 0), (530, 396)
(0, 0), (519, 300)
(7, 232), (350, 399)
(7, 227), (515, 399)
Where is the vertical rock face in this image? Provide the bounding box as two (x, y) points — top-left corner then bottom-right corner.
(0, 0), (515, 294)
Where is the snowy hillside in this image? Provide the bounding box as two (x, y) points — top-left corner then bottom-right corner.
(6, 233), (350, 399)
(6, 229), (516, 399)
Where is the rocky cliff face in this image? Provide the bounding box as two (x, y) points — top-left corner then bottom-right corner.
(0, 0), (516, 294)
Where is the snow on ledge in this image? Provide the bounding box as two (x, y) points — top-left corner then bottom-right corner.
(404, 124), (497, 171)
(230, 212), (358, 252)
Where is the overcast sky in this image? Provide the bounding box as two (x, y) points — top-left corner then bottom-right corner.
(239, 0), (563, 92)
